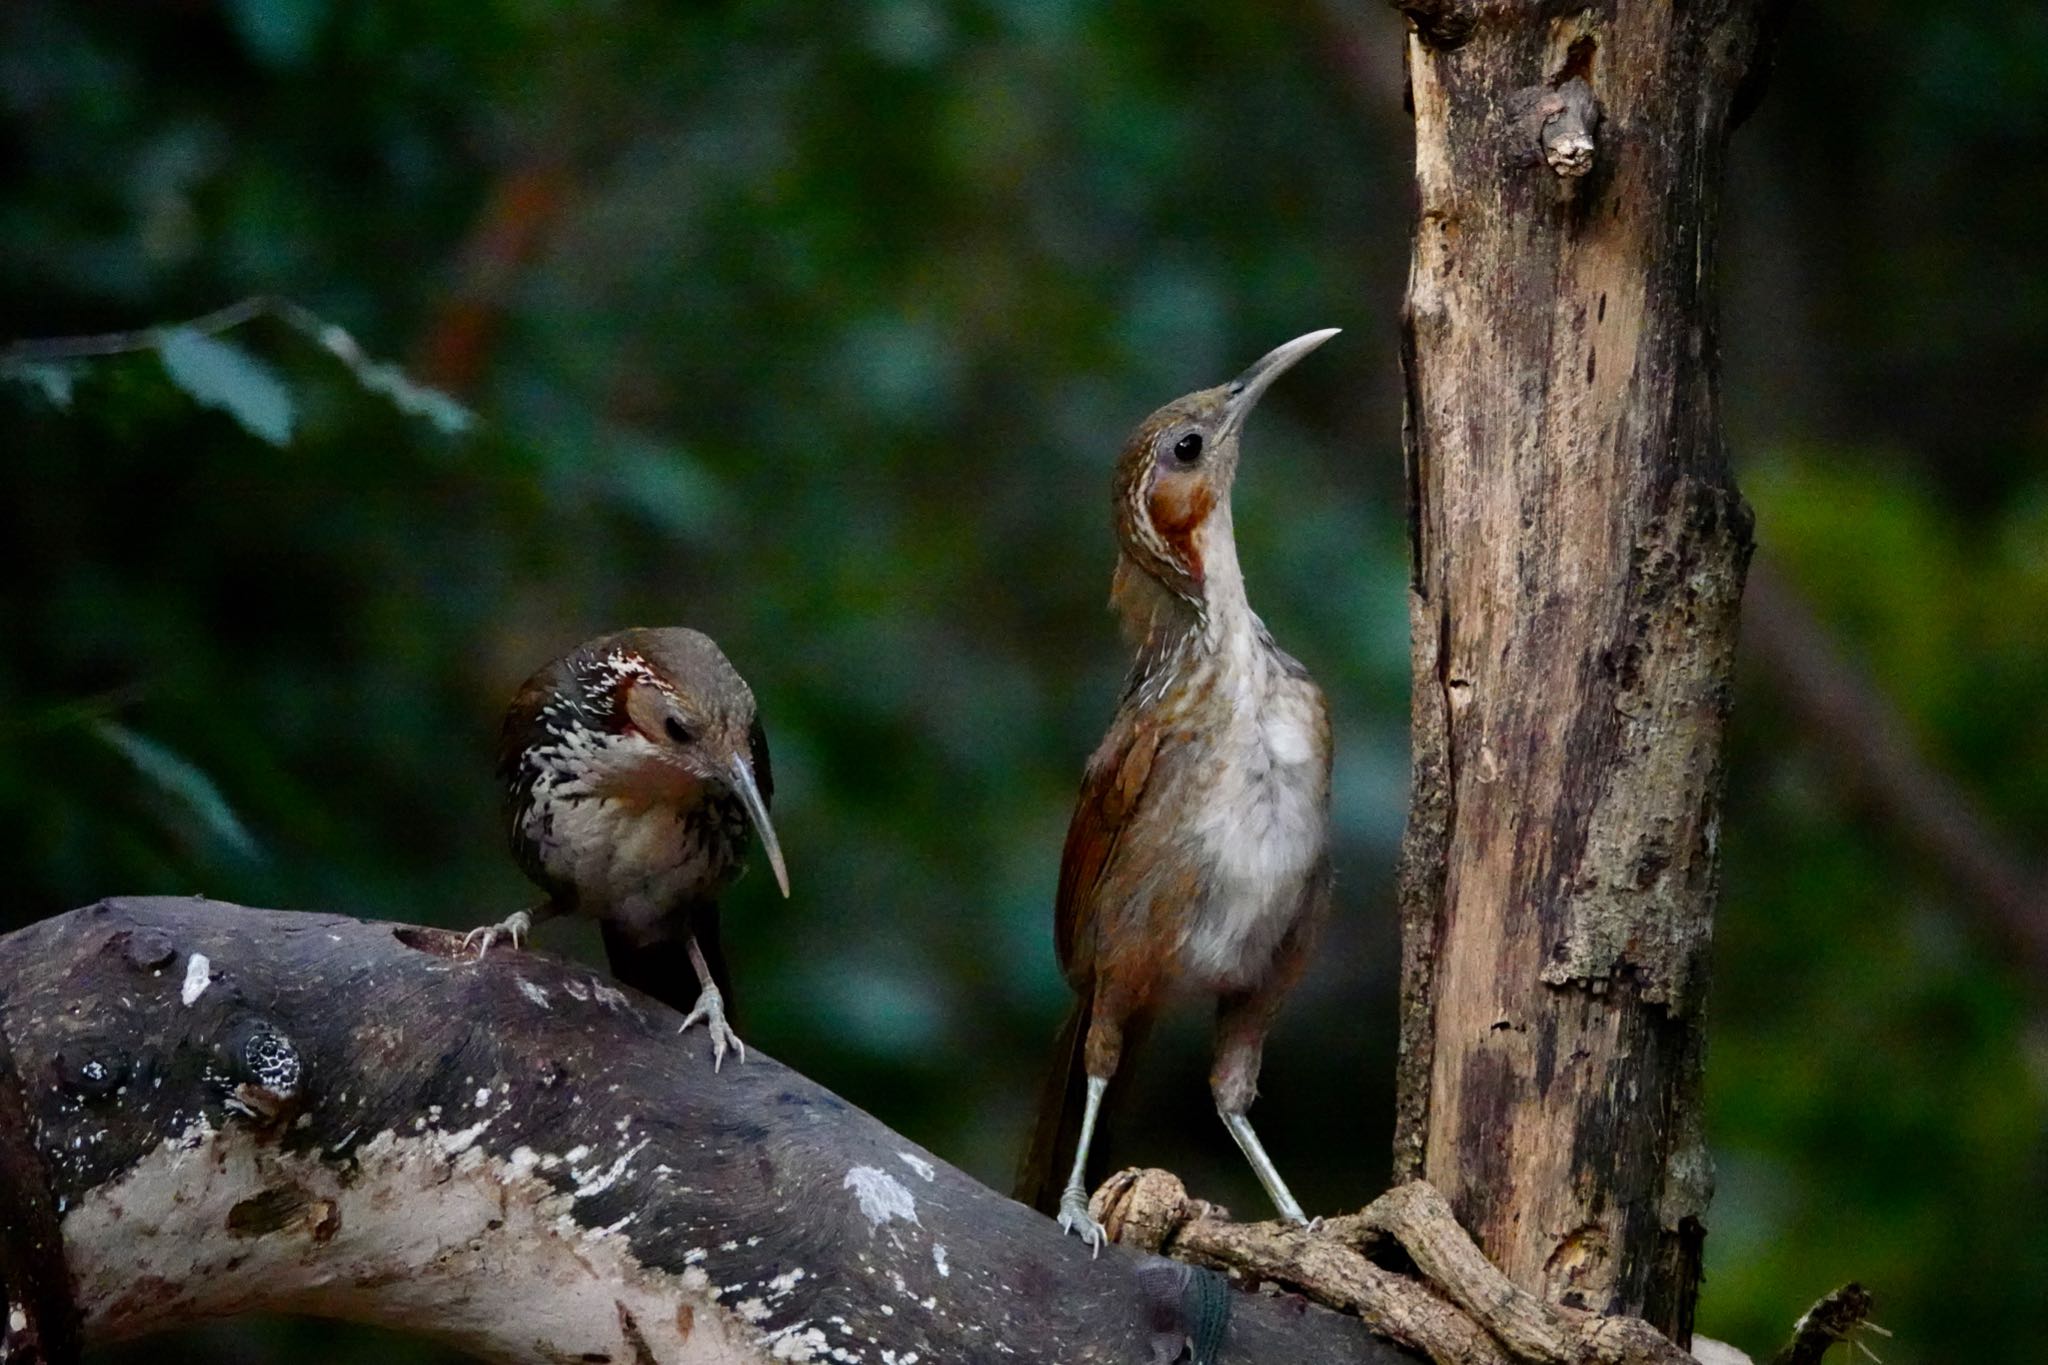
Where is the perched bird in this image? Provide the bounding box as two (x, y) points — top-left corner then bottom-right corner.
(1016, 330), (1338, 1250)
(468, 627), (788, 1069)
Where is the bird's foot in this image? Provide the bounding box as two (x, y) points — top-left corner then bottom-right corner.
(1057, 1185), (1107, 1258)
(462, 909), (533, 959)
(679, 985), (746, 1071)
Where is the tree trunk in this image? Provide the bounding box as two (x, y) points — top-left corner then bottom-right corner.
(0, 898), (1408, 1365)
(1387, 1), (1770, 1341)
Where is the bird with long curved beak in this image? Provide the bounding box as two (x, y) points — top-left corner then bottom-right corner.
(470, 626), (789, 1070)
(1015, 330), (1340, 1249)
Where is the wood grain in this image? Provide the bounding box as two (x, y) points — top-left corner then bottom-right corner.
(1388, 0), (1774, 1339)
(0, 898), (1411, 1365)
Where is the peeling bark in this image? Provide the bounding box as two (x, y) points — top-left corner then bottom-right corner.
(1388, 0), (1770, 1340)
(0, 898), (1407, 1365)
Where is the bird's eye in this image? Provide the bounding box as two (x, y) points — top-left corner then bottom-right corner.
(663, 717), (694, 745)
(1173, 432), (1204, 463)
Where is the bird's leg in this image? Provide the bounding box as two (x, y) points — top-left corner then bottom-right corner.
(463, 899), (556, 958)
(1220, 1110), (1307, 1226)
(1057, 1004), (1130, 1255)
(1058, 1075), (1111, 1255)
(1213, 989), (1308, 1225)
(677, 931), (745, 1071)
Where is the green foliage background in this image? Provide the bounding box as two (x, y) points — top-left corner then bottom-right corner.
(2, 2), (2043, 1361)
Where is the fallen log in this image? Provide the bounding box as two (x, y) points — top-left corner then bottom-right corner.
(0, 897), (1405, 1365)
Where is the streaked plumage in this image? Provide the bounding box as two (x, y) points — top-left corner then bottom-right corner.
(474, 627), (786, 1069)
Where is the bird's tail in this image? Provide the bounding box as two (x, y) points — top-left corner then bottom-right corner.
(1013, 988), (1095, 1214)
(601, 907), (735, 1020)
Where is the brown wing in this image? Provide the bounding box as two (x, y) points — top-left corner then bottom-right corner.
(1053, 713), (1161, 985)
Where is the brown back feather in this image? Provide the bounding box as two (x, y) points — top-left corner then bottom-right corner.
(1053, 715), (1161, 985)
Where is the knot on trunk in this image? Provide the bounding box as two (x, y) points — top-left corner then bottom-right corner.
(1511, 77), (1602, 180)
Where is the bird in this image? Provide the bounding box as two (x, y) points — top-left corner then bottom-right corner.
(467, 627), (789, 1069)
(1015, 329), (1338, 1252)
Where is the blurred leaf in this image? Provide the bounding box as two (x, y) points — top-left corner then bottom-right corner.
(157, 327), (295, 446)
(225, 0), (330, 69)
(93, 721), (262, 864)
(2, 360), (77, 408)
(344, 356), (473, 434)
(290, 315), (473, 435)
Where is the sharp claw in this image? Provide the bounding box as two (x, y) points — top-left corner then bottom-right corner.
(1057, 1192), (1106, 1256)
(463, 911), (531, 960)
(679, 988), (744, 1072)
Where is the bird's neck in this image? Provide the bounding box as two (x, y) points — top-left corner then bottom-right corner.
(1113, 506), (1259, 685)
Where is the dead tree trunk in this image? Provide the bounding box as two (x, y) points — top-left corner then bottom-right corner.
(0, 897), (1406, 1365)
(1387, 1), (1772, 1341)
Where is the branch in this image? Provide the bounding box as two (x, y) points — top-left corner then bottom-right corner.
(1092, 1170), (1704, 1365)
(0, 298), (273, 364)
(1091, 1171), (1861, 1365)
(2, 297), (472, 435)
(413, 159), (573, 398)
(1745, 560), (2048, 985)
(0, 899), (1406, 1365)
(0, 1012), (79, 1365)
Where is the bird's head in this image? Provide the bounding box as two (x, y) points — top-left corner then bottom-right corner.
(1111, 329), (1338, 604)
(573, 628), (790, 897)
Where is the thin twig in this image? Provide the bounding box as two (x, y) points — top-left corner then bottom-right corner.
(3, 295), (472, 433)
(1, 296), (275, 364)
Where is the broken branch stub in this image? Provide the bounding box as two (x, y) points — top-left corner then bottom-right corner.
(0, 898), (1406, 1365)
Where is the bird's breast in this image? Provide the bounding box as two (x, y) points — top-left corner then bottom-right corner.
(1170, 677), (1330, 990)
(519, 771), (745, 937)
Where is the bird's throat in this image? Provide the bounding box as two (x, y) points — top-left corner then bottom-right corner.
(1112, 524), (1257, 696)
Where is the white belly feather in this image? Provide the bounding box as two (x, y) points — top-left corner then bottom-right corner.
(1177, 677), (1328, 989)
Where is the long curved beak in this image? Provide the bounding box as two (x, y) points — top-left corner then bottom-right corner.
(726, 753), (790, 898)
(1225, 327), (1340, 425)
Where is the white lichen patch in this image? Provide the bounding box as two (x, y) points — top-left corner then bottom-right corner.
(572, 1138), (650, 1199)
(180, 953), (212, 1005)
(842, 1167), (918, 1231)
(767, 1323), (831, 1361)
(62, 1120), (756, 1363)
(896, 1152), (935, 1182)
(516, 978), (551, 1009)
(437, 1117), (493, 1157)
(931, 1245), (949, 1277)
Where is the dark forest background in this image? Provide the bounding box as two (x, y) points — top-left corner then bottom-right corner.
(3, 2), (2044, 1361)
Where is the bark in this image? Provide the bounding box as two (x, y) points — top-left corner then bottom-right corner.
(1092, 1168), (1714, 1365)
(1388, 1), (1772, 1340)
(0, 898), (1409, 1365)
